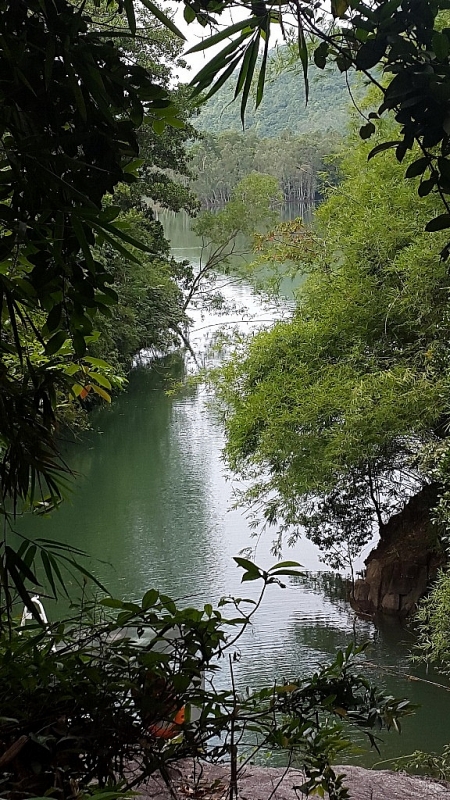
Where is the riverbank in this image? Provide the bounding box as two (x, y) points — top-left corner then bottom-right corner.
(138, 760), (450, 800)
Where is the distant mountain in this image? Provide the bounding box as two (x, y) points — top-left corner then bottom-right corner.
(194, 57), (363, 137)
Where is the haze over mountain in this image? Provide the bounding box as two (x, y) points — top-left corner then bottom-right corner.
(194, 55), (362, 137)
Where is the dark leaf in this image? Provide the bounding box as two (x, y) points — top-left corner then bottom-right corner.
(186, 18), (258, 54)
(124, 0), (137, 35)
(240, 38), (260, 124)
(355, 38), (387, 70)
(418, 177), (436, 196)
(425, 213), (450, 231)
(45, 331), (68, 356)
(405, 156), (429, 178)
(367, 141), (400, 161)
(432, 31), (449, 61)
(360, 122), (376, 139)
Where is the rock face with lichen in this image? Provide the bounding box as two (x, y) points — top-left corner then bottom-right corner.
(351, 484), (444, 617)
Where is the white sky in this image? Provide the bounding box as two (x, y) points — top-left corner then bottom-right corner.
(168, 2), (282, 83)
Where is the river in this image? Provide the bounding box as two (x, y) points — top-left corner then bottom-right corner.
(14, 209), (450, 770)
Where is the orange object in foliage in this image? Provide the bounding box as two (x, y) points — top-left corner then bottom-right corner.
(148, 705), (185, 739)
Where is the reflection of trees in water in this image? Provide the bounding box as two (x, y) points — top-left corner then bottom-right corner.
(289, 572), (418, 670)
(292, 571), (351, 610)
(289, 619), (376, 662)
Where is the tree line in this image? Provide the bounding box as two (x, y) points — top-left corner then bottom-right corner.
(189, 129), (340, 207)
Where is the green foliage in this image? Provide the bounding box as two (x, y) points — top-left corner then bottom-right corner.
(190, 130), (338, 206)
(89, 196), (189, 373)
(213, 121), (450, 566)
(415, 568), (450, 673)
(394, 566), (450, 778)
(0, 592), (226, 798)
(392, 745), (450, 780)
(0, 562), (412, 800)
(134, 86), (201, 218)
(194, 173), (281, 241)
(183, 0), (450, 244)
(184, 173), (282, 312)
(194, 52), (357, 139)
(0, 0), (186, 523)
(0, 0), (205, 624)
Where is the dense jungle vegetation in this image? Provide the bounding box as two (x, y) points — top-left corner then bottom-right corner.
(5, 0), (450, 797)
(188, 54), (350, 206)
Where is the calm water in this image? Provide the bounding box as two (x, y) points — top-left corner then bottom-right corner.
(14, 209), (450, 768)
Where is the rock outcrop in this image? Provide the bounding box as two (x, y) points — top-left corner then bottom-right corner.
(351, 484), (444, 617)
(139, 760), (450, 800)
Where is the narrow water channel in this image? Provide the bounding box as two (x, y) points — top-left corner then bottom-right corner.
(14, 210), (450, 769)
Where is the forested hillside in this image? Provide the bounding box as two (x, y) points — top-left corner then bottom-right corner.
(194, 55), (360, 137)
(189, 52), (358, 204)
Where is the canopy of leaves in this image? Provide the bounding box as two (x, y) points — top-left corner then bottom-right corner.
(194, 172), (282, 241)
(91, 198), (190, 371)
(214, 122), (450, 567)
(0, 0), (209, 618)
(0, 0), (199, 522)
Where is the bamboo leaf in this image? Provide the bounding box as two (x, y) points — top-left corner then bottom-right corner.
(90, 223), (141, 265)
(191, 36), (249, 94)
(72, 215), (95, 272)
(256, 29), (269, 108)
(5, 546), (40, 586)
(41, 549), (58, 599)
(124, 0), (137, 35)
(202, 55), (243, 101)
(240, 38), (259, 125)
(186, 18), (259, 54)
(235, 37), (258, 100)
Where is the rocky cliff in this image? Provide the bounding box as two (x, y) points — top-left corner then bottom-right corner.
(352, 484), (444, 617)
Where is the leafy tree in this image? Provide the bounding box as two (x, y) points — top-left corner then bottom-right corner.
(184, 172), (282, 312)
(0, 0), (215, 619)
(88, 200), (190, 372)
(213, 121), (450, 568)
(184, 0), (450, 248)
(0, 0), (186, 522)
